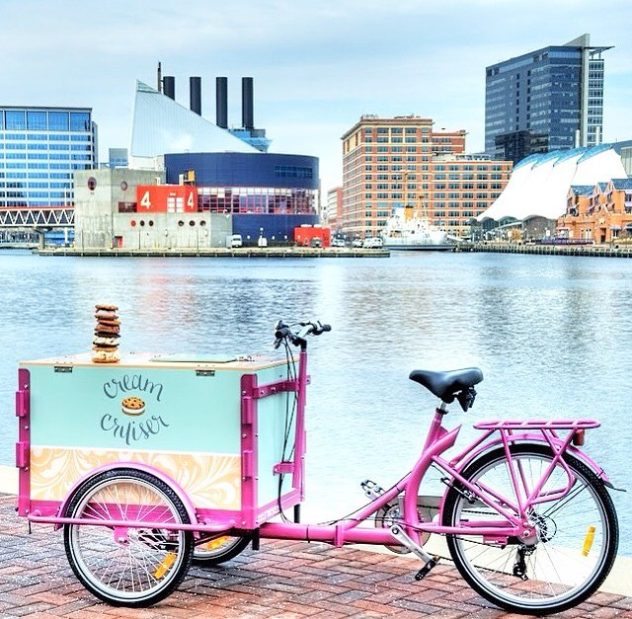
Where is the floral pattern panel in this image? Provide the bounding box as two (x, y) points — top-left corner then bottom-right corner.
(30, 446), (241, 510)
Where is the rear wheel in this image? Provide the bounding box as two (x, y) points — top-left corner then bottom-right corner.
(63, 468), (193, 607)
(443, 444), (618, 615)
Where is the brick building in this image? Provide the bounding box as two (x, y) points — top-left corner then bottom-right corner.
(340, 115), (511, 239)
(558, 178), (632, 243)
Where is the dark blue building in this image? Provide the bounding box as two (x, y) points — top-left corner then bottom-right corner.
(164, 152), (320, 243)
(485, 34), (611, 162)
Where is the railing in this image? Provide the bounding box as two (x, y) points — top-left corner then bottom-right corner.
(0, 207), (74, 228)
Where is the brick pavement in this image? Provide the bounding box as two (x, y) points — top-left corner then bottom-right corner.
(0, 495), (630, 618)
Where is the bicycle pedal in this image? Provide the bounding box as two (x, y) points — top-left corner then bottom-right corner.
(361, 479), (384, 499)
(414, 556), (439, 581)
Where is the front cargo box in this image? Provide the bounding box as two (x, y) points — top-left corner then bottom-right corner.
(16, 352), (300, 528)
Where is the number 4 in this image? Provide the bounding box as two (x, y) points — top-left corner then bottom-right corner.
(187, 192), (194, 209)
(140, 191), (151, 209)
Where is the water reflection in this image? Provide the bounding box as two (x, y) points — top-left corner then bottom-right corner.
(0, 251), (630, 553)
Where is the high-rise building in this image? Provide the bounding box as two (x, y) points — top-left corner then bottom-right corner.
(325, 186), (343, 230)
(0, 106), (97, 207)
(485, 34), (611, 162)
(341, 115), (510, 239)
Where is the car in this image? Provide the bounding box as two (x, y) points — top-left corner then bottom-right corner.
(363, 237), (383, 249)
(352, 238), (364, 248)
(331, 238), (346, 248)
(310, 237), (322, 248)
(226, 234), (243, 248)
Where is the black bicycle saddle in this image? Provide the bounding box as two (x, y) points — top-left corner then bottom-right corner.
(409, 368), (483, 403)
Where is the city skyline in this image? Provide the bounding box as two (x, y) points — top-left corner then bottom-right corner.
(2, 0), (631, 197)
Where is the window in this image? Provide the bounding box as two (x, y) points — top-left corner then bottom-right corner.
(27, 111), (47, 130)
(48, 111), (69, 131)
(5, 110), (26, 130)
(274, 165), (313, 179)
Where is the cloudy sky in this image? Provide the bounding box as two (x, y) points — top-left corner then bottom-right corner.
(3, 0), (631, 195)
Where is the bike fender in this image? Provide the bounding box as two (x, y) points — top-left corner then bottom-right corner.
(54, 461), (199, 532)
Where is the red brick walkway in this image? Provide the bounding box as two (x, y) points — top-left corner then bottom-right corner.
(0, 496), (630, 618)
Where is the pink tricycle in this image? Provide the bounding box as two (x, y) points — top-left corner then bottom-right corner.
(16, 320), (619, 614)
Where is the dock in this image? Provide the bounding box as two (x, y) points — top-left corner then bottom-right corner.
(458, 242), (632, 258)
(35, 247), (390, 258)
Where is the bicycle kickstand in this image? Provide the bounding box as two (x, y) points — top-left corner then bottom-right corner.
(389, 524), (440, 581)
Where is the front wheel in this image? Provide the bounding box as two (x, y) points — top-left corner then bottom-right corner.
(193, 535), (251, 565)
(63, 468), (193, 607)
(443, 444), (618, 615)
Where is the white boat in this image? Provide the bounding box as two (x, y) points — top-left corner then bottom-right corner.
(381, 208), (455, 251)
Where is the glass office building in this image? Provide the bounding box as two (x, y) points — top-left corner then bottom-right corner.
(0, 106), (97, 207)
(485, 34), (611, 162)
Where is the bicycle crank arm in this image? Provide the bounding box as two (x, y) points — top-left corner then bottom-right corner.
(389, 525), (440, 580)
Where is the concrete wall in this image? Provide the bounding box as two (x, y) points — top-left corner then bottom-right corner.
(74, 169), (232, 249)
(74, 169), (164, 249)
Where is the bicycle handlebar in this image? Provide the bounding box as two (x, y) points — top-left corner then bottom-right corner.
(274, 320), (332, 348)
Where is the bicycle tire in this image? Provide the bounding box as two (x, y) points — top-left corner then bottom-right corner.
(443, 443), (618, 615)
(63, 468), (193, 607)
(193, 535), (250, 565)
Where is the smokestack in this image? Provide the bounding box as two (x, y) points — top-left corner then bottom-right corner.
(242, 77), (254, 130)
(216, 77), (228, 128)
(163, 76), (175, 100)
(157, 62), (162, 93)
(189, 76), (202, 115)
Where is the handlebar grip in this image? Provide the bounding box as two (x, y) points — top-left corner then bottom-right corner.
(321, 324), (332, 332)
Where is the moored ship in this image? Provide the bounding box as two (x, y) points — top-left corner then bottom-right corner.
(381, 208), (455, 250)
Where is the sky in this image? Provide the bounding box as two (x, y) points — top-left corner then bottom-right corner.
(3, 0), (632, 199)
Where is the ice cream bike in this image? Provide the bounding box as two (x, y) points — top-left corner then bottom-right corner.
(15, 314), (619, 614)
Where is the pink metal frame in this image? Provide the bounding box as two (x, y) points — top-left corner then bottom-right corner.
(16, 352), (608, 550)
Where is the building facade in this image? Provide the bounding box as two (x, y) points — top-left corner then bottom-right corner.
(163, 152), (319, 242)
(324, 186), (343, 230)
(558, 178), (632, 243)
(74, 168), (232, 250)
(341, 115), (510, 239)
(485, 34), (610, 162)
(74, 150), (320, 249)
(0, 106), (97, 208)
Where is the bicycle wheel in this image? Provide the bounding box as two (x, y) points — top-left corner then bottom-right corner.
(193, 535), (250, 565)
(443, 444), (618, 615)
(63, 468), (193, 607)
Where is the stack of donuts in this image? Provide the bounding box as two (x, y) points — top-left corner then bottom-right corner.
(92, 304), (121, 363)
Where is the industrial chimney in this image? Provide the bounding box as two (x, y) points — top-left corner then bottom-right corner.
(242, 77), (254, 130)
(163, 76), (175, 100)
(216, 77), (228, 128)
(189, 77), (202, 115)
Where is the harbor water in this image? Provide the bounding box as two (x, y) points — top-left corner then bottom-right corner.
(0, 250), (630, 554)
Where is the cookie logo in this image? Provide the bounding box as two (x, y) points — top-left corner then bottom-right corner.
(121, 396), (145, 416)
(100, 374), (169, 445)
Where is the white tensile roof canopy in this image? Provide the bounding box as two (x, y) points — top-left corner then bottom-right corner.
(478, 144), (628, 222)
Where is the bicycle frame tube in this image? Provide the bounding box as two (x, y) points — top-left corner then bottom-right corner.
(292, 347), (308, 495)
(260, 407), (524, 547)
